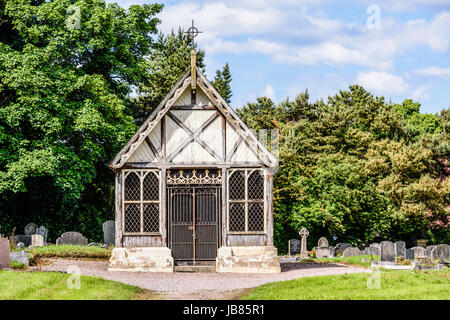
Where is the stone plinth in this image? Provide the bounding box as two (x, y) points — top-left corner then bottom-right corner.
(108, 247), (174, 272)
(216, 246), (281, 273)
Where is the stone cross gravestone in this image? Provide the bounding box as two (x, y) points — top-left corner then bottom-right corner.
(299, 228), (309, 257)
(288, 239), (301, 256)
(0, 237), (10, 269)
(342, 247), (362, 257)
(102, 220), (115, 246)
(56, 232), (88, 246)
(394, 241), (406, 257)
(380, 241), (395, 262)
(317, 237), (329, 247)
(31, 234), (44, 247)
(431, 244), (450, 260)
(24, 223), (38, 236)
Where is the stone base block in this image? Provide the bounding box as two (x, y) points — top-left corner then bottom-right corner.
(108, 247), (174, 272)
(216, 246), (281, 273)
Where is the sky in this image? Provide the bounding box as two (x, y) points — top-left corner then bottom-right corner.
(110, 0), (450, 114)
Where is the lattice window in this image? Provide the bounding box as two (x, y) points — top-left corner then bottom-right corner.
(123, 170), (161, 234)
(228, 169), (265, 233)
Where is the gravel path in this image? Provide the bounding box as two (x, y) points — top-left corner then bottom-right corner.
(37, 259), (370, 300)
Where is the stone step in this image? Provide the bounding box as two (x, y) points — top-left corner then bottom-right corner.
(174, 265), (216, 273)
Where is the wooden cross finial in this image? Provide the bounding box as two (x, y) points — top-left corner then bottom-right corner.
(185, 20), (202, 102)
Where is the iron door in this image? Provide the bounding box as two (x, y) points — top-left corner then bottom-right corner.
(168, 186), (221, 262)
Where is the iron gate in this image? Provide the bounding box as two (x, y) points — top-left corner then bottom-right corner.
(167, 169), (222, 262)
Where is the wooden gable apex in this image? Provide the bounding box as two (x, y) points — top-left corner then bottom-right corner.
(110, 68), (278, 169)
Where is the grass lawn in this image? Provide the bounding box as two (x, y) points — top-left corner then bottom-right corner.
(241, 270), (450, 300)
(314, 255), (380, 268)
(0, 270), (156, 300)
(27, 245), (111, 265)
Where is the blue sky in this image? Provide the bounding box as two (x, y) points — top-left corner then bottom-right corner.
(110, 0), (450, 114)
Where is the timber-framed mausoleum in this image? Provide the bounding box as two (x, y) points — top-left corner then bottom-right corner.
(108, 46), (280, 273)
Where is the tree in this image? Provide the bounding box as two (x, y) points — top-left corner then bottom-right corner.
(212, 63), (232, 104)
(0, 0), (163, 241)
(132, 29), (206, 124)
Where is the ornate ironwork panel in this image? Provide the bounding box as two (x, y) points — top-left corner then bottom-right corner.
(228, 169), (265, 233)
(123, 170), (160, 235)
(168, 169), (221, 262)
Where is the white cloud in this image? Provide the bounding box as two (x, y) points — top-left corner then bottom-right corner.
(356, 71), (409, 95)
(262, 85), (276, 100)
(414, 66), (450, 76)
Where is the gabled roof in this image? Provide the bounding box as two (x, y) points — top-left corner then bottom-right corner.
(110, 68), (278, 170)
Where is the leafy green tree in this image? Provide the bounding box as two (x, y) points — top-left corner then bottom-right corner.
(132, 29), (206, 124)
(212, 63), (232, 104)
(0, 0), (162, 241)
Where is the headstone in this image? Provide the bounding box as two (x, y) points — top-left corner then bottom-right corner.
(24, 223), (38, 236)
(56, 232), (88, 246)
(317, 237), (329, 247)
(288, 239), (301, 255)
(333, 243), (351, 256)
(431, 244), (450, 260)
(425, 245), (436, 259)
(31, 234), (44, 247)
(342, 247), (362, 257)
(394, 241), (406, 257)
(88, 242), (101, 247)
(102, 220), (115, 246)
(362, 247), (380, 255)
(315, 247), (331, 258)
(10, 251), (29, 266)
(405, 249), (414, 260)
(0, 237), (10, 269)
(299, 228), (309, 257)
(370, 243), (380, 249)
(13, 235), (32, 247)
(36, 226), (48, 244)
(410, 246), (425, 259)
(380, 241), (395, 262)
(16, 242), (25, 250)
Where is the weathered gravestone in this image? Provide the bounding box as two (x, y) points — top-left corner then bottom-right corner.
(410, 246), (425, 259)
(333, 243), (351, 256)
(24, 223), (38, 236)
(10, 251), (29, 266)
(36, 226), (48, 244)
(315, 237), (331, 258)
(362, 247), (380, 255)
(13, 235), (32, 247)
(0, 237), (10, 269)
(342, 247), (362, 257)
(16, 242), (25, 250)
(317, 237), (329, 247)
(288, 239), (301, 256)
(370, 243), (380, 249)
(425, 245), (436, 259)
(102, 220), (115, 246)
(299, 228), (309, 257)
(56, 232), (88, 246)
(431, 244), (450, 260)
(88, 242), (101, 247)
(380, 241), (395, 262)
(394, 241), (406, 257)
(31, 234), (44, 247)
(405, 249), (414, 260)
